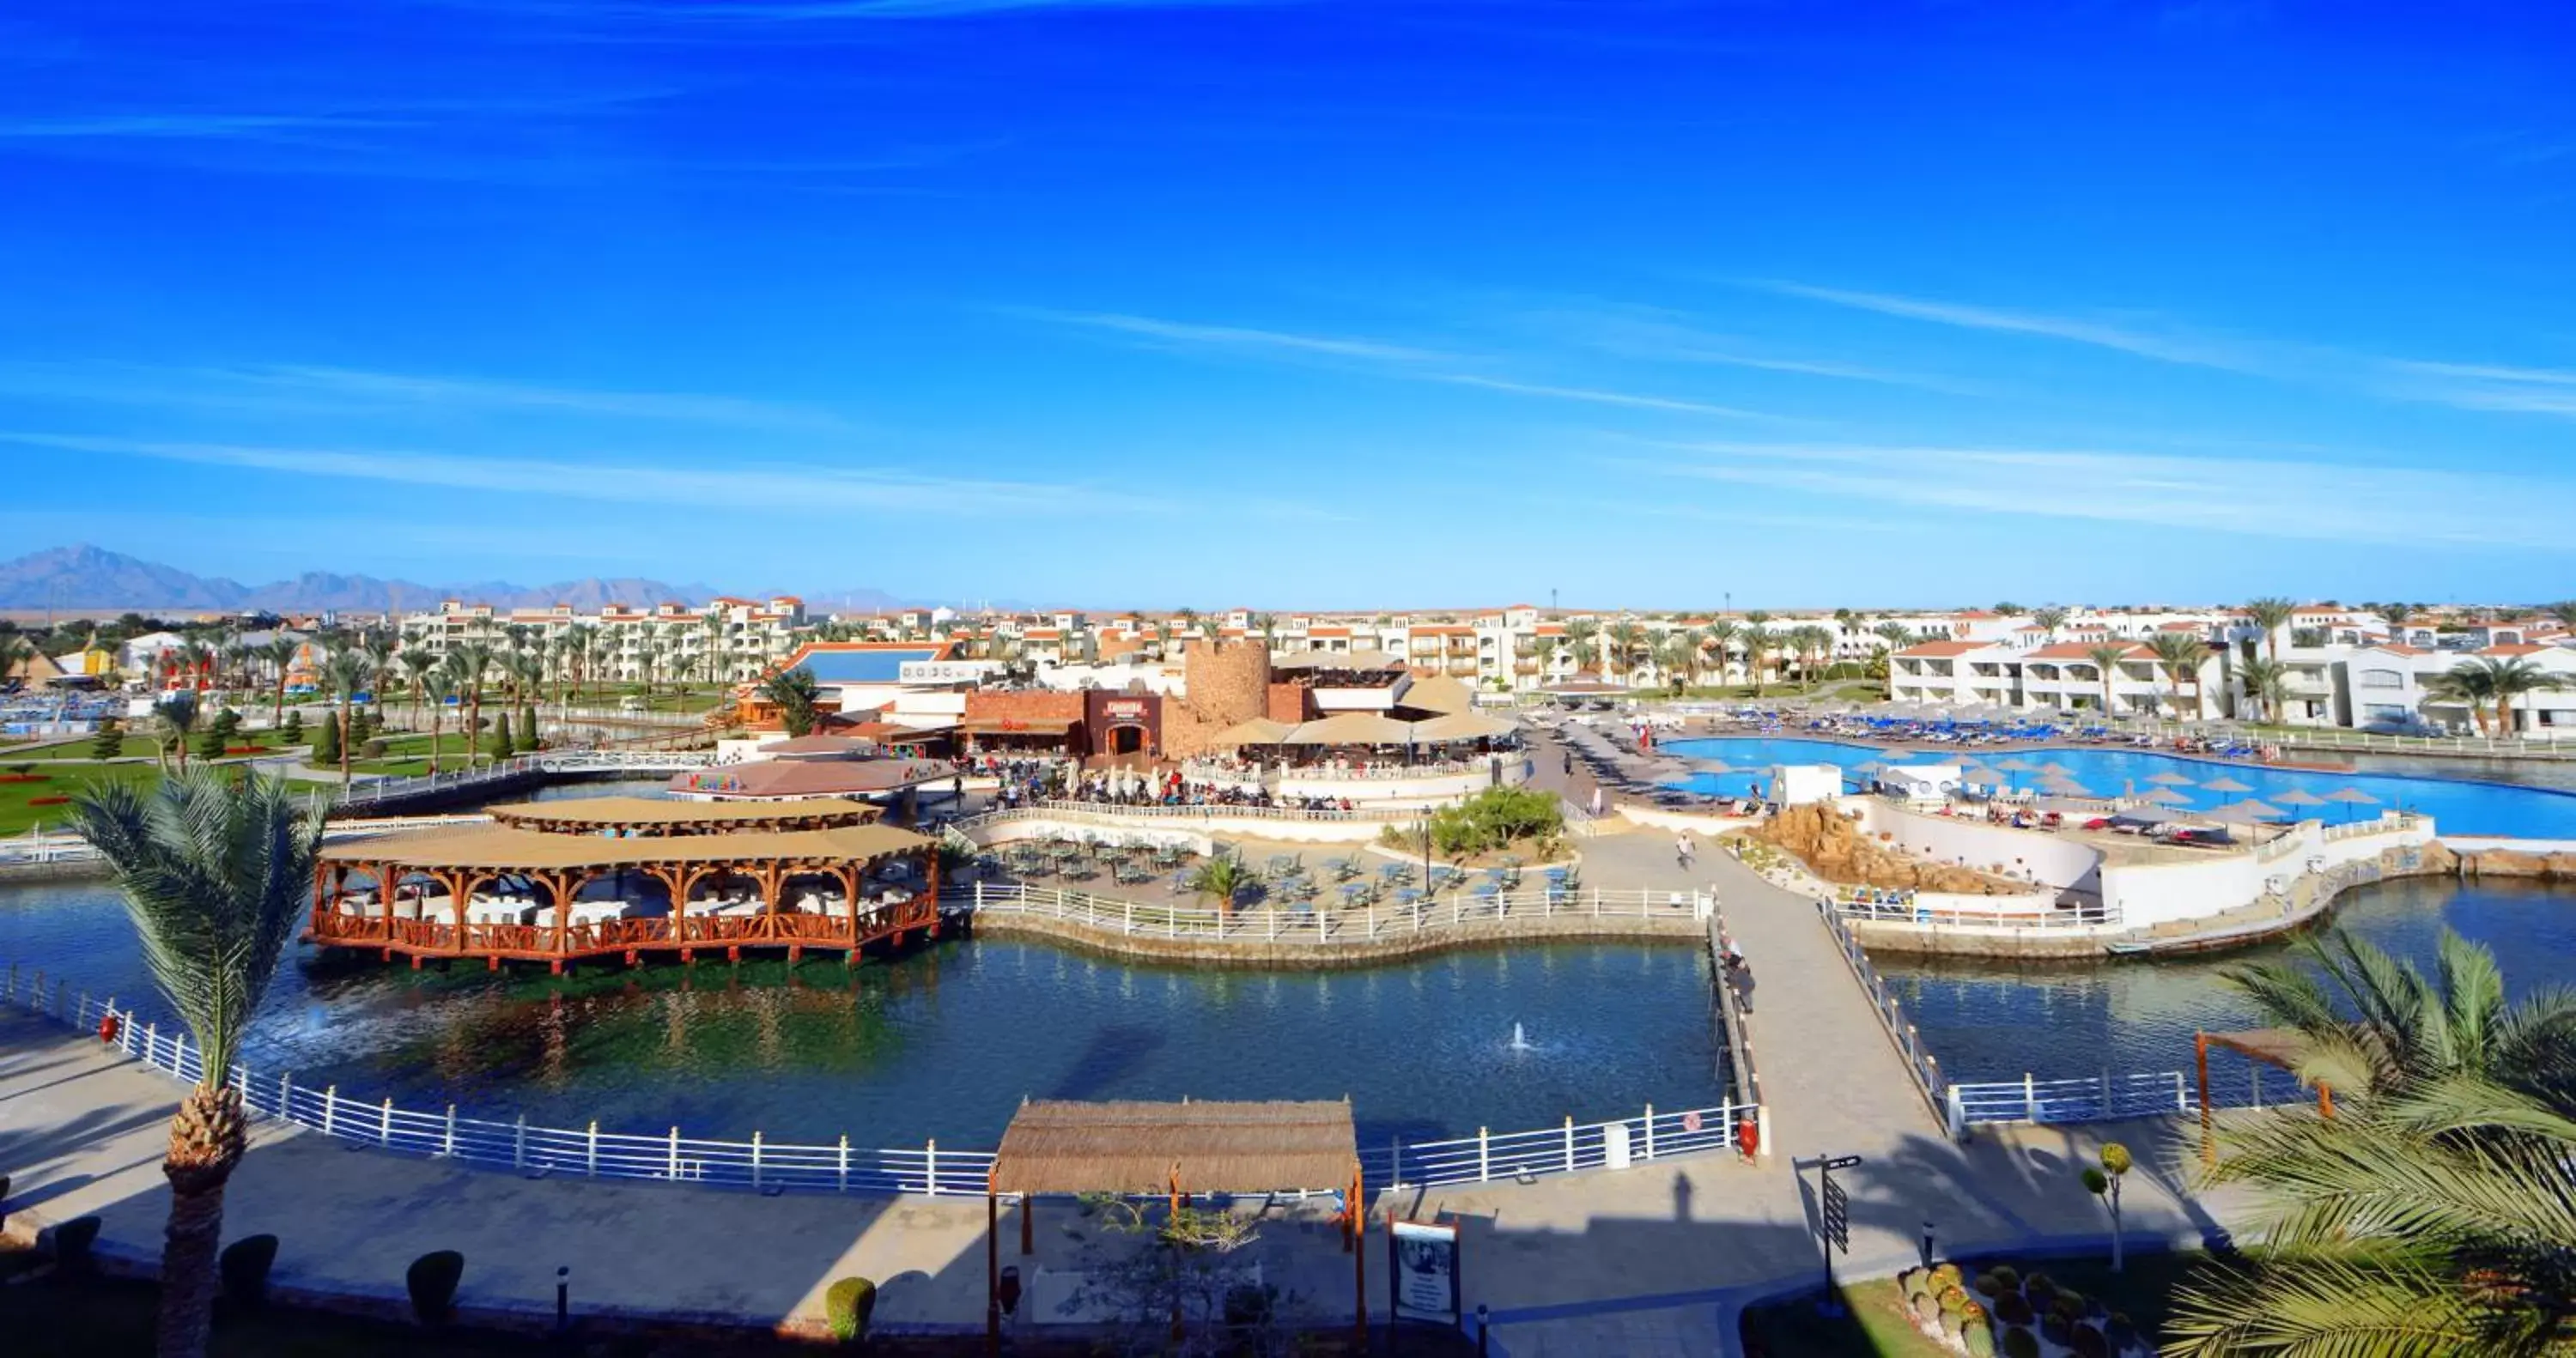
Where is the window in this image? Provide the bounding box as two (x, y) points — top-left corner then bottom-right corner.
(2359, 669), (2403, 690)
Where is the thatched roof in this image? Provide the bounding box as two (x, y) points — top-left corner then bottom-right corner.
(320, 822), (928, 871)
(1397, 673), (1477, 716)
(486, 797), (879, 832)
(991, 1100), (1358, 1195)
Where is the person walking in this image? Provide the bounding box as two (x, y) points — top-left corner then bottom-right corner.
(1675, 830), (1696, 868)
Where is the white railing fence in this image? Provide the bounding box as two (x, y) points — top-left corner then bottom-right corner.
(1947, 1063), (2318, 1132)
(1832, 894), (2119, 932)
(950, 881), (1710, 945)
(955, 799), (1435, 829)
(3, 960), (1756, 1198)
(329, 749), (714, 809)
(1812, 898), (1952, 1126)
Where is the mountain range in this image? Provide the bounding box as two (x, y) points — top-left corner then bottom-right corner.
(0, 545), (914, 616)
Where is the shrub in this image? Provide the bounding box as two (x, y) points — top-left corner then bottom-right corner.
(2039, 1312), (2072, 1347)
(89, 718), (123, 761)
(52, 1216), (101, 1270)
(360, 737), (388, 760)
(2001, 1327), (2038, 1358)
(220, 1234), (279, 1309)
(1964, 1323), (1996, 1358)
(2069, 1322), (2110, 1358)
(1995, 1294), (2033, 1327)
(1223, 1282), (1275, 1330)
(407, 1250), (465, 1326)
(1422, 785), (1563, 858)
(2025, 1273), (2057, 1306)
(2050, 1294), (2085, 1325)
(282, 711), (304, 742)
(825, 1276), (877, 1344)
(1972, 1270), (2004, 1299)
(1986, 1264), (2020, 1293)
(2108, 1313), (2139, 1349)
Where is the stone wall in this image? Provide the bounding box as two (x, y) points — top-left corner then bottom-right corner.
(1161, 640), (1273, 761)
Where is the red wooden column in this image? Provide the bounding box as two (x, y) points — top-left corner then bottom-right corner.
(546, 871), (579, 973)
(838, 864), (862, 959)
(925, 847), (944, 939)
(441, 869), (470, 953)
(376, 862), (396, 958)
(2196, 1032), (2213, 1167)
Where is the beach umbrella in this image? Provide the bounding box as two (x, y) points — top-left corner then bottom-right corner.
(2270, 789), (2326, 809)
(1994, 757), (2036, 773)
(2219, 798), (2284, 819)
(1854, 760), (1886, 773)
(2146, 771), (2196, 787)
(2037, 761), (2073, 776)
(2200, 776), (2253, 794)
(2141, 787), (2190, 805)
(2326, 785), (2383, 822)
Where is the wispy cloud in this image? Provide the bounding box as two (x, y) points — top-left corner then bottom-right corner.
(2384, 358), (2576, 419)
(1498, 299), (1989, 396)
(447, 0), (1293, 21)
(0, 360), (874, 434)
(1017, 306), (1793, 421)
(1759, 281), (2265, 373)
(0, 432), (1171, 518)
(0, 112), (420, 142)
(1613, 440), (2574, 550)
(1012, 310), (1459, 363)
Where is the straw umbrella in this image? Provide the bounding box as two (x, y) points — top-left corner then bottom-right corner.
(1994, 757), (2036, 773)
(2269, 789), (2325, 820)
(2199, 776), (2253, 795)
(2141, 787), (2191, 806)
(2325, 786), (2382, 822)
(2146, 771), (2196, 787)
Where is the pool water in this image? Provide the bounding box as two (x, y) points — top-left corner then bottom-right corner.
(1661, 737), (2576, 840)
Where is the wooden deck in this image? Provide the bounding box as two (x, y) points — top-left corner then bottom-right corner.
(307, 894), (944, 969)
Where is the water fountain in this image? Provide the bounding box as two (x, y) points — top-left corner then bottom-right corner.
(1509, 1021), (1532, 1052)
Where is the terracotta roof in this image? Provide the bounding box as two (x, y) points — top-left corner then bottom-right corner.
(1893, 640), (1984, 658)
(2479, 644), (2549, 657)
(991, 1100), (1357, 1196)
(2024, 641), (2149, 661)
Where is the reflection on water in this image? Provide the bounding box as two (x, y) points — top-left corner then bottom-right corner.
(1882, 876), (2576, 1082)
(0, 873), (1719, 1145)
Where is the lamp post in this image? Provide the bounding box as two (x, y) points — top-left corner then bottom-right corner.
(1477, 1302), (1492, 1356)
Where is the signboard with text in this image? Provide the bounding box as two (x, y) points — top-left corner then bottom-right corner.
(898, 660), (999, 685)
(1388, 1219), (1461, 1326)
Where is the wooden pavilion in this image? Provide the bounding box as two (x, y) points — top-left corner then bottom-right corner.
(984, 1099), (1367, 1351)
(2196, 1027), (2334, 1164)
(310, 797), (937, 972)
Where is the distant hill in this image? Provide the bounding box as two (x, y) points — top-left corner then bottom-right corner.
(0, 544), (762, 615)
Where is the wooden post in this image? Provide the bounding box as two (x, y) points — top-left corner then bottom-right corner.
(1352, 1164), (1369, 1350)
(986, 1171), (1001, 1355)
(926, 848), (943, 939)
(1021, 1191), (1034, 1255)
(2196, 1031), (2214, 1167)
(2318, 1081), (2335, 1119)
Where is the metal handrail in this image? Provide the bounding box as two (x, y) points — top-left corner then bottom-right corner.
(949, 881), (1709, 946)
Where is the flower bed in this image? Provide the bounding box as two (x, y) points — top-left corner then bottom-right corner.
(0, 773), (49, 785)
(27, 796), (71, 807)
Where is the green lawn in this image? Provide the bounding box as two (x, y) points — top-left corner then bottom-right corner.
(1741, 1252), (2198, 1358)
(0, 763), (340, 835)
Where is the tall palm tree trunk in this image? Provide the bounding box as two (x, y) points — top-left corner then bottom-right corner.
(155, 1084), (246, 1358)
(338, 697), (353, 784)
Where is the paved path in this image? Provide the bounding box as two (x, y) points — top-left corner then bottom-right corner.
(2, 1010), (2256, 1354)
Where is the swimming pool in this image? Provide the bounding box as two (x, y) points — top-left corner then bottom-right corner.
(1659, 736), (2576, 840)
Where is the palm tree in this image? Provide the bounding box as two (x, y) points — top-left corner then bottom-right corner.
(324, 648), (370, 784)
(361, 634), (394, 711)
(1702, 620), (1740, 687)
(2083, 643), (2129, 715)
(1872, 621), (1912, 650)
(448, 644), (494, 767)
(1603, 621), (1646, 683)
(2168, 930), (2576, 1355)
(2030, 606), (2069, 642)
(0, 633), (33, 685)
(1560, 618), (1601, 676)
(2245, 597), (2299, 664)
(1740, 625), (1776, 698)
(70, 770), (327, 1358)
(1790, 624), (1832, 691)
(2239, 658), (2289, 724)
(2463, 656), (2567, 737)
(398, 651), (438, 729)
(2544, 600), (2576, 633)
(2373, 600), (2416, 642)
(2146, 631), (2207, 719)
(420, 670), (455, 774)
(1529, 636), (1559, 684)
(758, 665), (823, 737)
(2425, 663), (2498, 737)
(1655, 635), (1696, 694)
(1185, 853), (1254, 917)
(155, 691), (199, 773)
(258, 638), (298, 729)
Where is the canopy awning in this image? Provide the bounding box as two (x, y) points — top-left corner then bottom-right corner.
(1285, 712), (1417, 745)
(1210, 717), (1296, 747)
(991, 1099), (1358, 1196)
(1408, 712), (1515, 743)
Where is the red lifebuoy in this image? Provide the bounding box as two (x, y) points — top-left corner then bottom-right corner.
(98, 1011), (120, 1045)
(1735, 1117), (1759, 1159)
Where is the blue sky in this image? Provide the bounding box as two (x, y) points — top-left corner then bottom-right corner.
(1, 0), (2571, 610)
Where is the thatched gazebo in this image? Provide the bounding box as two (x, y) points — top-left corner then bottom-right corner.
(984, 1099), (1366, 1349)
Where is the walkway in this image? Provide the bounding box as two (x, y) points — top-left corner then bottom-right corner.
(0, 1010), (2257, 1353)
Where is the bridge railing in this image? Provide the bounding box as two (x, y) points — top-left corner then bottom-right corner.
(953, 799), (1431, 829)
(3, 960), (1759, 1197)
(1947, 1064), (2318, 1132)
(1813, 896), (1952, 1129)
(948, 880), (1710, 944)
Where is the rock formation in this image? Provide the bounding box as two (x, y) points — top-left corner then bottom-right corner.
(1753, 803), (2022, 895)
